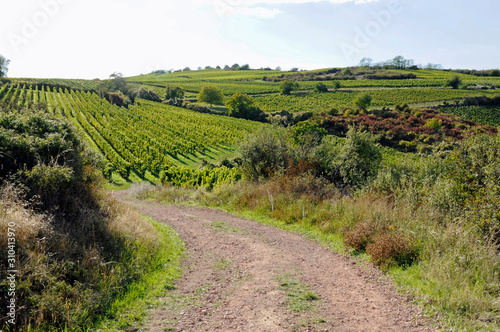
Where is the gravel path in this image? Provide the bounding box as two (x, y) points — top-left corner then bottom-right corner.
(113, 190), (434, 332)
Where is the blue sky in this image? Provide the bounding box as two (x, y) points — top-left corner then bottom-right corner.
(0, 0), (498, 79)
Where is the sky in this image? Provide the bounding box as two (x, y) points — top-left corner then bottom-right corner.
(0, 0), (499, 79)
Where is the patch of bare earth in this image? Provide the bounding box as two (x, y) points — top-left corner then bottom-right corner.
(113, 190), (435, 332)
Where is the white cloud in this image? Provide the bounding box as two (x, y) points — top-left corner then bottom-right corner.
(209, 0), (379, 18)
(215, 0), (380, 6)
(231, 6), (281, 17)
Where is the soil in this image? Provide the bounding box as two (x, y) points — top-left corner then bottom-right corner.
(113, 190), (435, 332)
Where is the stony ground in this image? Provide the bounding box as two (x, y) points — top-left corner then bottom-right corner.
(114, 190), (435, 332)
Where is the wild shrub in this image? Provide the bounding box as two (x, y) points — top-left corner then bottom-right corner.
(424, 118), (442, 131)
(335, 128), (382, 189)
(279, 80), (299, 95)
(238, 126), (291, 180)
(440, 134), (500, 241)
(343, 221), (378, 251)
(136, 87), (161, 102)
(366, 231), (419, 268)
(315, 82), (329, 93)
(444, 75), (463, 89)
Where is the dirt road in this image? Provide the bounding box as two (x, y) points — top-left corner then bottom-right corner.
(114, 191), (433, 332)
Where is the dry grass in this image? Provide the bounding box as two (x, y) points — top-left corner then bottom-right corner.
(366, 231), (419, 268)
(343, 221), (379, 251)
(104, 191), (158, 245)
(0, 183), (51, 249)
(0, 181), (167, 330)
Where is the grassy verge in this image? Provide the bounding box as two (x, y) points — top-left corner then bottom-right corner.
(96, 216), (184, 331)
(0, 184), (184, 331)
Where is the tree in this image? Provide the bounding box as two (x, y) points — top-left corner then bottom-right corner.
(279, 80), (299, 95)
(425, 63), (443, 70)
(197, 85), (224, 106)
(291, 121), (327, 160)
(354, 93), (372, 111)
(342, 68), (352, 76)
(444, 75), (462, 89)
(359, 57), (372, 68)
(225, 93), (261, 120)
(239, 126), (290, 180)
(0, 54), (9, 77)
(108, 72), (128, 93)
(333, 81), (342, 90)
(239, 64), (250, 70)
(392, 55), (405, 69)
(315, 82), (329, 93)
(136, 88), (161, 102)
(165, 85), (185, 99)
(335, 128), (382, 189)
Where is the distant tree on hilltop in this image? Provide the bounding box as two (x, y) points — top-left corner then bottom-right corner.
(359, 57), (372, 68)
(0, 54), (9, 77)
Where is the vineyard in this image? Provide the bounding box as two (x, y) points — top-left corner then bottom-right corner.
(253, 88), (500, 113)
(1, 68), (499, 187)
(439, 105), (500, 127)
(0, 82), (263, 186)
(127, 68), (500, 95)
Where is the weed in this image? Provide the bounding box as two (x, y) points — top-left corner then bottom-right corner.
(277, 272), (320, 312)
(206, 221), (245, 234)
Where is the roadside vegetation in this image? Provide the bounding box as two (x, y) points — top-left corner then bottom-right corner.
(0, 103), (183, 330)
(137, 124), (500, 331)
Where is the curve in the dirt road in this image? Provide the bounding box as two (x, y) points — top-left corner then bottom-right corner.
(113, 190), (434, 332)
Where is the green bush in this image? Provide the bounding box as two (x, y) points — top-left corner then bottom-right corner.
(444, 75), (462, 89)
(443, 134), (500, 239)
(279, 80), (299, 95)
(165, 85), (185, 99)
(315, 82), (329, 93)
(354, 93), (372, 111)
(225, 93), (262, 120)
(239, 126), (291, 180)
(197, 85), (224, 105)
(335, 128), (382, 189)
(424, 118), (442, 131)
